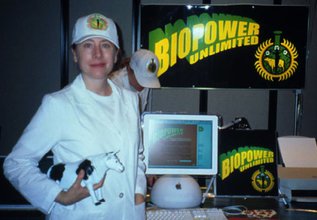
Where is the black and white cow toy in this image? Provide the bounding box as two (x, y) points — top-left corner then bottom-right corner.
(47, 151), (125, 205)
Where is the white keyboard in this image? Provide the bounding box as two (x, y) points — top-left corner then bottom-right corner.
(146, 208), (227, 220)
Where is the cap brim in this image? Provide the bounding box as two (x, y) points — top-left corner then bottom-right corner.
(72, 35), (120, 48)
(136, 76), (161, 88)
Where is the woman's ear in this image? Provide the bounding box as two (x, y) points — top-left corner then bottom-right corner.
(72, 48), (78, 63)
(114, 49), (119, 64)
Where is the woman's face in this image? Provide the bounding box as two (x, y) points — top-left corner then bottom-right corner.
(72, 38), (118, 80)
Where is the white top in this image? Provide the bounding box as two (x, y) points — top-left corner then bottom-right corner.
(3, 74), (146, 220)
(111, 67), (150, 112)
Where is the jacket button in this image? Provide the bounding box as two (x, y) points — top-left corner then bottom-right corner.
(119, 192), (124, 198)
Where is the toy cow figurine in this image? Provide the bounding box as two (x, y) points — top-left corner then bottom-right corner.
(47, 151), (125, 205)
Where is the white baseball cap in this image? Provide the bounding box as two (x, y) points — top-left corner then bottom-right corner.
(72, 13), (119, 48)
(130, 49), (161, 88)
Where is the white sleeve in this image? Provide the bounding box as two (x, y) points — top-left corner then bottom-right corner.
(134, 98), (147, 196)
(3, 95), (63, 214)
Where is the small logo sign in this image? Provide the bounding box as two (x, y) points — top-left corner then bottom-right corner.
(175, 183), (182, 190)
(255, 31), (298, 81)
(88, 14), (108, 31)
(251, 165), (275, 193)
(147, 58), (158, 73)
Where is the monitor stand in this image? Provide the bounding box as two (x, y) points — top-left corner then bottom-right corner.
(150, 175), (202, 209)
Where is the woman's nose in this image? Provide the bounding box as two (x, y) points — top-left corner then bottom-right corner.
(93, 46), (102, 58)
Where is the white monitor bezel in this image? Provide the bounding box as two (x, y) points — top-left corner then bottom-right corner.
(142, 113), (218, 176)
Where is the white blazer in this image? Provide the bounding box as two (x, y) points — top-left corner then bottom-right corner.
(3, 74), (146, 220)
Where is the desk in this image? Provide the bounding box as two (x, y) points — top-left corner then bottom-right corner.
(201, 197), (317, 219)
(1, 198), (317, 219)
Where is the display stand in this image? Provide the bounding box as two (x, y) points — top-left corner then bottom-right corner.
(150, 175), (216, 209)
(201, 175), (216, 206)
(150, 175), (202, 209)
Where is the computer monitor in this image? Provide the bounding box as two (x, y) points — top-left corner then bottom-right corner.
(143, 113), (218, 176)
(142, 113), (219, 209)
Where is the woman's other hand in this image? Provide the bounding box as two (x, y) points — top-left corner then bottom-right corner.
(55, 169), (105, 205)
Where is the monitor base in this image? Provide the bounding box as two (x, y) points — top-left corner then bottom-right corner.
(150, 175), (202, 209)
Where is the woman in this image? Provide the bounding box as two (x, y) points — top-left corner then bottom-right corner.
(3, 13), (146, 220)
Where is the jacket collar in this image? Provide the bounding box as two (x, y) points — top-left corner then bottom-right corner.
(69, 74), (122, 105)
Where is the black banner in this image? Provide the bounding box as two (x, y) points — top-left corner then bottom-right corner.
(140, 5), (308, 89)
(216, 130), (278, 197)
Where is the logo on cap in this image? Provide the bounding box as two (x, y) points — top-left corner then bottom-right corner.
(88, 14), (107, 30)
(147, 58), (157, 74)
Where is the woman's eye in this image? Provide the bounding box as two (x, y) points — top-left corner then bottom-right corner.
(83, 43), (93, 48)
(102, 43), (111, 49)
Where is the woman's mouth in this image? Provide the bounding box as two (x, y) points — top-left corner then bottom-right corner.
(90, 63), (106, 68)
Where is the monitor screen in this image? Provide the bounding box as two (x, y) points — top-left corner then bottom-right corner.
(142, 113), (218, 175)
